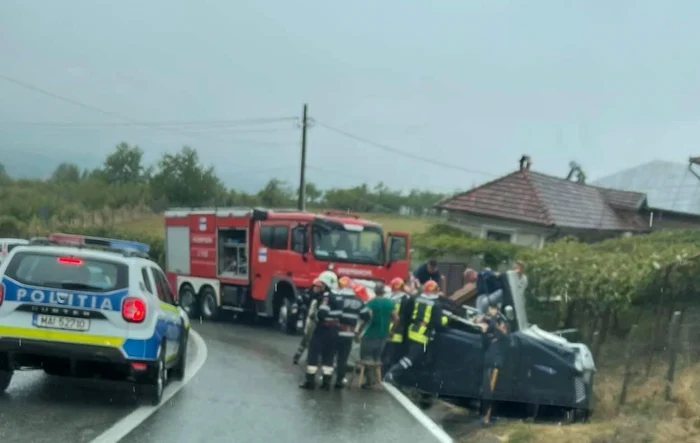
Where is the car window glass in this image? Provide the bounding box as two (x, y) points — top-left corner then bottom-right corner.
(271, 226), (289, 249)
(141, 267), (153, 294)
(152, 268), (174, 304)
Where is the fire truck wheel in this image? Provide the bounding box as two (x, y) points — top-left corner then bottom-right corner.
(178, 284), (198, 318)
(278, 298), (297, 335)
(199, 286), (220, 321)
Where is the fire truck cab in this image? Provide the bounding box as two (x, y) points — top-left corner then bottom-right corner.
(163, 207), (410, 333)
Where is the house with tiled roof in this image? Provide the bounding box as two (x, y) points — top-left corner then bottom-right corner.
(435, 156), (652, 249)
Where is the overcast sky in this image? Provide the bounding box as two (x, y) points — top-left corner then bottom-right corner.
(2, 1), (700, 193)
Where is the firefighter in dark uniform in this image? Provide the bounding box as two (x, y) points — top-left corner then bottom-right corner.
(384, 280), (448, 383)
(477, 299), (510, 426)
(334, 276), (370, 389)
(382, 277), (412, 374)
(299, 271), (343, 390)
(293, 279), (324, 365)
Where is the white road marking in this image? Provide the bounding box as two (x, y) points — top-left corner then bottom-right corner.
(382, 382), (454, 443)
(90, 330), (208, 443)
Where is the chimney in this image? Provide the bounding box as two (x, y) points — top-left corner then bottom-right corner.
(519, 155), (532, 171)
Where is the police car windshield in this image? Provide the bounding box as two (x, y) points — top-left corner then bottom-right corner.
(4, 251), (128, 293)
(311, 222), (384, 265)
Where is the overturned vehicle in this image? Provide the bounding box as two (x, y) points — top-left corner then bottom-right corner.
(395, 270), (595, 422)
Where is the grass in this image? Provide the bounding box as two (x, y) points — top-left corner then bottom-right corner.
(117, 211), (440, 238)
(461, 362), (700, 443)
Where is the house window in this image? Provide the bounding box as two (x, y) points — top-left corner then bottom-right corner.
(486, 230), (513, 243)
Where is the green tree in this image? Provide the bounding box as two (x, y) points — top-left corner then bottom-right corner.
(50, 162), (82, 183)
(150, 146), (224, 207)
(102, 142), (147, 184)
(258, 179), (294, 208)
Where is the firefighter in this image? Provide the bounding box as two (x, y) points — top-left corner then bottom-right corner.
(334, 276), (370, 389)
(477, 299), (510, 426)
(299, 270), (343, 390)
(293, 279), (325, 365)
(381, 277), (411, 373)
(384, 280), (447, 384)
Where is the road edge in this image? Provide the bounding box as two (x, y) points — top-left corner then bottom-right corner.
(90, 329), (208, 443)
(381, 382), (454, 443)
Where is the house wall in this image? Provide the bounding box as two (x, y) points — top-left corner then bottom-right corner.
(445, 210), (553, 249)
(645, 209), (700, 230)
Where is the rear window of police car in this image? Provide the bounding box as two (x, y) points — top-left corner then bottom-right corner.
(4, 251), (128, 292)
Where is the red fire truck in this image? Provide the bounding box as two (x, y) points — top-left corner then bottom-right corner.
(163, 207), (410, 333)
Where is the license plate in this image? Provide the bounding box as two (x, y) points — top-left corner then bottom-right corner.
(33, 314), (90, 332)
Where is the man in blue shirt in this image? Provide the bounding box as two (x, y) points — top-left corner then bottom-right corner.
(476, 268), (502, 296)
(411, 259), (445, 291)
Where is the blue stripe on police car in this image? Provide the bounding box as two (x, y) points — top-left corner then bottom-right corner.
(1, 277), (127, 312)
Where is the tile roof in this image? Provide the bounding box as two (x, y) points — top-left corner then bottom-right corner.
(436, 169), (648, 231)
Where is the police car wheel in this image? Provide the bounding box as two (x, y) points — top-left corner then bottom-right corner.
(170, 328), (188, 381)
(141, 344), (166, 406)
(0, 369), (13, 392)
(199, 287), (219, 321)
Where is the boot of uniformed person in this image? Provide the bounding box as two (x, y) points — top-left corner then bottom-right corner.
(477, 300), (510, 426)
(293, 284), (322, 365)
(384, 280), (445, 384)
(333, 276), (370, 389)
(299, 271), (343, 390)
(381, 277), (410, 374)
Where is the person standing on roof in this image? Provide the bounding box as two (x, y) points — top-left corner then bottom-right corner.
(384, 280), (448, 384)
(476, 298), (510, 426)
(299, 271), (343, 390)
(381, 277), (412, 374)
(334, 276), (370, 389)
(410, 259), (446, 292)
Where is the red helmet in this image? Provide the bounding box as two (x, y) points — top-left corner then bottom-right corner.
(423, 280), (439, 294)
(389, 277), (405, 291)
(338, 276), (352, 288)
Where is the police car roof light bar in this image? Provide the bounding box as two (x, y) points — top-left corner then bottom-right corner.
(48, 233), (151, 254)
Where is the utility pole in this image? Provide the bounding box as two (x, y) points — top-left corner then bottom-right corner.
(297, 103), (308, 211)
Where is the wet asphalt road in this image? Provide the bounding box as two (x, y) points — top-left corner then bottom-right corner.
(0, 343), (197, 443)
(1, 319), (441, 443)
(121, 320), (439, 443)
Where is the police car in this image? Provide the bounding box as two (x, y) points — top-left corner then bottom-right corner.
(0, 233), (190, 405)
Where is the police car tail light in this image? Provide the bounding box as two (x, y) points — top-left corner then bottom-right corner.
(57, 256), (84, 265)
(122, 297), (146, 323)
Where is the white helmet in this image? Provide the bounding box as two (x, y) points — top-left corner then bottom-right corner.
(316, 270), (338, 290)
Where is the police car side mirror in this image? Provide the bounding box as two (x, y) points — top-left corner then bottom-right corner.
(504, 305), (515, 321)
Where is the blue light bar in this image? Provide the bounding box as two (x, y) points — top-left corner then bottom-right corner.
(48, 233), (151, 254)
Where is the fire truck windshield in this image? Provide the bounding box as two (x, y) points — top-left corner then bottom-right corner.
(311, 222), (384, 265)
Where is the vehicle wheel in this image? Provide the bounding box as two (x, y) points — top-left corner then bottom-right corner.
(170, 327), (189, 381)
(199, 287), (219, 321)
(178, 285), (198, 318)
(277, 298), (297, 335)
(418, 393), (434, 410)
(141, 343), (167, 406)
(0, 369), (13, 392)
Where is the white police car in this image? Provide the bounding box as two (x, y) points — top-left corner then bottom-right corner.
(0, 233), (190, 405)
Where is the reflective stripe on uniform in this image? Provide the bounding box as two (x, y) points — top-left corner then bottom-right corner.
(407, 297), (433, 344)
(306, 365), (318, 374)
(322, 365), (334, 375)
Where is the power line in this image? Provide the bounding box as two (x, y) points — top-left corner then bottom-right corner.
(0, 118), (298, 127)
(313, 119), (497, 177)
(0, 73), (296, 148)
